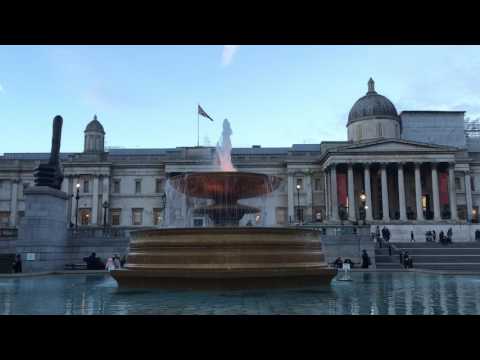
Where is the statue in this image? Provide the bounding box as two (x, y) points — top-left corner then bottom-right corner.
(33, 115), (64, 190)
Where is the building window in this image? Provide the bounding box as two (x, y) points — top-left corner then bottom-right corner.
(455, 177), (462, 191)
(314, 178), (322, 192)
(153, 208), (163, 225)
(132, 208), (143, 225)
(156, 179), (165, 193)
(111, 209), (121, 226)
(83, 180), (90, 193)
(0, 212), (10, 226)
(135, 179), (142, 194)
(193, 218), (204, 227)
(79, 208), (91, 225)
(377, 123), (383, 137)
(296, 178), (303, 191)
(471, 176), (476, 192)
(113, 179), (121, 194)
(275, 207), (287, 225)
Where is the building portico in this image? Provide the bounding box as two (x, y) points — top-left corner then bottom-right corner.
(319, 138), (465, 224)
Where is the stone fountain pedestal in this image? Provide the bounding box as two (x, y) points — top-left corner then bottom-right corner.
(111, 227), (336, 288)
(16, 186), (69, 272)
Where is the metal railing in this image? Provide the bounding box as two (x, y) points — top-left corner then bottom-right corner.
(68, 226), (129, 239)
(0, 227), (18, 239)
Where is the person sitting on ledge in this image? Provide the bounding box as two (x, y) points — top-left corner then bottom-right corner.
(343, 258), (354, 269)
(83, 252), (104, 270)
(333, 257), (343, 269)
(361, 250), (371, 269)
(12, 254), (22, 273)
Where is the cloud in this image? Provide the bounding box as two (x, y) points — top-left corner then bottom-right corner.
(221, 45), (240, 67)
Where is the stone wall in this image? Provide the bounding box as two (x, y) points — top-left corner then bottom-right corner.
(370, 223), (480, 242)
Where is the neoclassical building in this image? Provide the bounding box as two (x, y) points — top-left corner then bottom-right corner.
(1, 79), (480, 241)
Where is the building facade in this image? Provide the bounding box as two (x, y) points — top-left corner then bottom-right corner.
(2, 79), (480, 241)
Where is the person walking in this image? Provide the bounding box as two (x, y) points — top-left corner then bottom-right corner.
(12, 254), (22, 273)
(361, 250), (371, 269)
(399, 251), (404, 266)
(432, 230), (436, 242)
(388, 244), (392, 256)
(410, 230), (415, 242)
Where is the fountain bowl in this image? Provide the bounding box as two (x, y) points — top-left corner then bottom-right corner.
(111, 227), (336, 289)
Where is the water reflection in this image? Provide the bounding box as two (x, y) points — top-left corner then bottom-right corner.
(0, 273), (479, 315)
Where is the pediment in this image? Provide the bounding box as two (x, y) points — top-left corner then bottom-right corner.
(336, 139), (456, 153)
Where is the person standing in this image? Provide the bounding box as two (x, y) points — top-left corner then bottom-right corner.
(361, 250), (371, 269)
(403, 251), (410, 269)
(432, 230), (436, 242)
(113, 255), (121, 269)
(399, 251), (404, 266)
(105, 257), (115, 271)
(447, 228), (453, 244)
(12, 254), (22, 273)
(388, 244), (392, 256)
(410, 230), (415, 242)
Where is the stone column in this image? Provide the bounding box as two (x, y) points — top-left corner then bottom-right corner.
(61, 176), (69, 222)
(397, 163), (407, 221)
(9, 180), (19, 226)
(305, 173), (313, 221)
(431, 163), (441, 221)
(363, 164), (373, 221)
(448, 163), (458, 221)
(414, 163), (424, 221)
(91, 176), (99, 225)
(102, 176), (110, 226)
(465, 170), (473, 222)
(330, 164), (339, 221)
(347, 163), (356, 221)
(324, 170), (330, 220)
(380, 164), (390, 221)
(287, 174), (294, 223)
(71, 177), (79, 224)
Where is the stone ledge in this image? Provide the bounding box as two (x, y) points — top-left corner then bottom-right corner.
(24, 186), (68, 200)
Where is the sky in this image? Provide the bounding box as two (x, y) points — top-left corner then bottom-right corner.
(1, 45), (480, 153)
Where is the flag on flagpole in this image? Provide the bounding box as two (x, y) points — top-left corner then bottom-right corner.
(198, 105), (214, 122)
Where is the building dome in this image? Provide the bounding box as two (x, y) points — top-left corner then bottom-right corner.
(84, 115), (105, 134)
(84, 115), (105, 153)
(347, 78), (399, 125)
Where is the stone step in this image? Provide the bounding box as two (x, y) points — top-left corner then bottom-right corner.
(377, 255), (480, 263)
(390, 242), (480, 248)
(377, 248), (480, 255)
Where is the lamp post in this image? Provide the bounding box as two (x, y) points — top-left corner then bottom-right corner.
(296, 184), (301, 223)
(360, 192), (367, 225)
(75, 183), (80, 232)
(102, 201), (109, 234)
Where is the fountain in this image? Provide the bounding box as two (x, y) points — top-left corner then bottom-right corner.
(111, 119), (335, 288)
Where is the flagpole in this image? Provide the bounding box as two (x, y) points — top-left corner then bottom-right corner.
(197, 104), (200, 147)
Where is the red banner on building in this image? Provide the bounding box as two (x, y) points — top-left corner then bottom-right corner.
(337, 172), (347, 207)
(439, 172), (449, 206)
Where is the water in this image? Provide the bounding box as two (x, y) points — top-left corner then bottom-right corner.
(1, 272), (480, 315)
(215, 118), (235, 172)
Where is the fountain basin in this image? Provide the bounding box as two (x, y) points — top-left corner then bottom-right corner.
(111, 227), (336, 288)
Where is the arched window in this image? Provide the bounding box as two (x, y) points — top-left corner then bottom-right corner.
(357, 125), (362, 140)
(377, 123), (383, 137)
